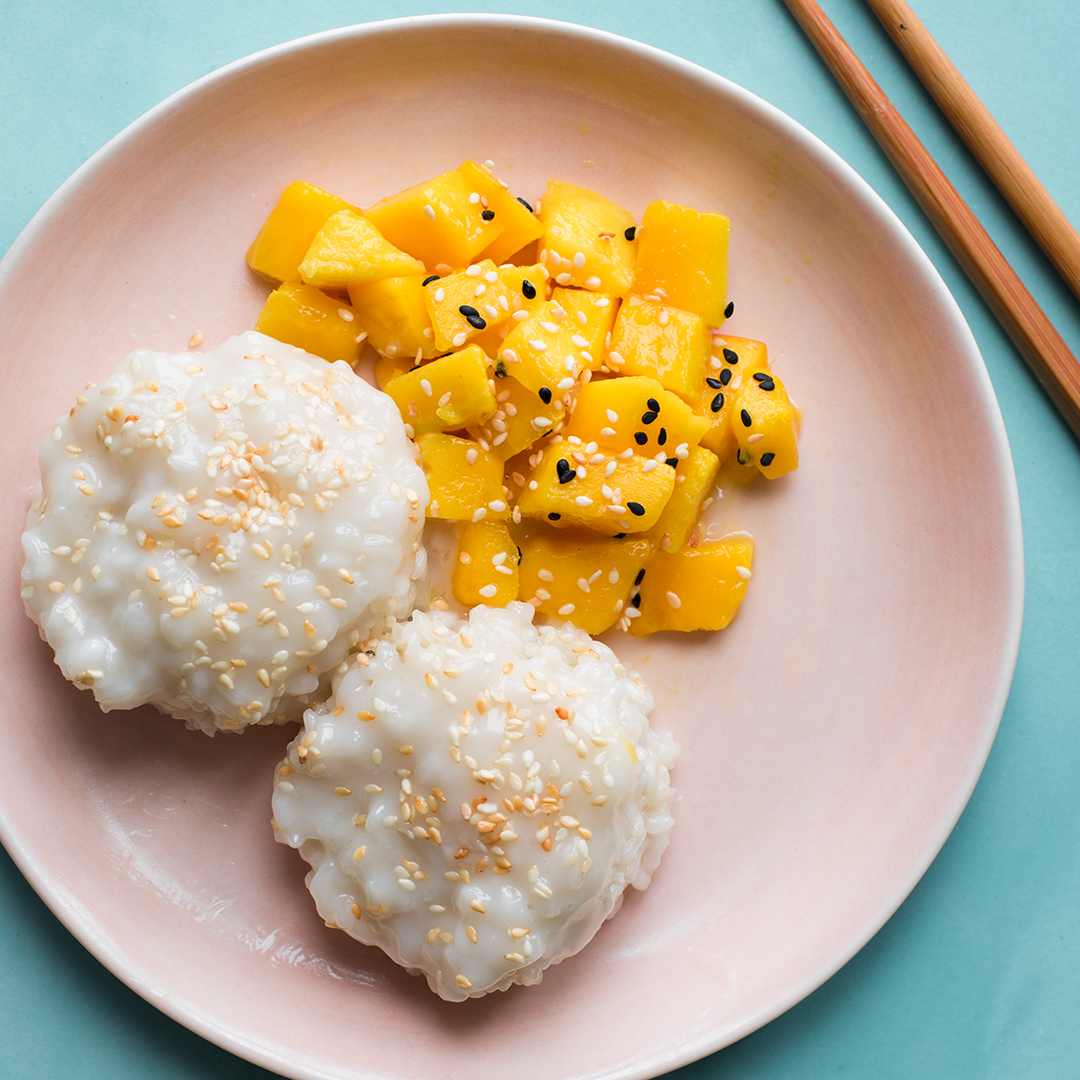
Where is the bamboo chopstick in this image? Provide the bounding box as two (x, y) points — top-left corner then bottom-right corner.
(865, 0), (1080, 304)
(782, 0), (1080, 442)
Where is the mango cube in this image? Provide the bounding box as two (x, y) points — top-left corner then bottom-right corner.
(539, 180), (637, 295)
(418, 434), (508, 521)
(608, 295), (709, 401)
(518, 531), (652, 635)
(644, 444), (720, 552)
(457, 160), (545, 266)
(255, 282), (364, 364)
(498, 300), (586, 396)
(299, 210), (424, 290)
(732, 371), (799, 479)
(425, 260), (515, 352)
(364, 167), (503, 272)
(697, 336), (770, 461)
(247, 181), (355, 284)
(628, 536), (753, 635)
(631, 200), (730, 327)
(384, 346), (496, 438)
(347, 274), (440, 362)
(373, 353), (416, 389)
(453, 520), (520, 606)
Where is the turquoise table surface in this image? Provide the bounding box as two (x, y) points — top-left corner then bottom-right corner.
(2, 1), (1078, 1076)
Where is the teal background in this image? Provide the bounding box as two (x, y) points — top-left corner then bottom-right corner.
(2, 0), (1078, 1076)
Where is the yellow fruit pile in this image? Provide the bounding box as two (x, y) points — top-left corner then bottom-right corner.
(247, 161), (799, 636)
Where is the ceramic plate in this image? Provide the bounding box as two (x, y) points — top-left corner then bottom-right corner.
(0, 16), (1022, 1080)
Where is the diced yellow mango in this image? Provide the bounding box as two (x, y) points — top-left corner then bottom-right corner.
(425, 260), (515, 352)
(384, 346), (496, 438)
(246, 181), (355, 284)
(298, 210), (424, 290)
(539, 181), (637, 295)
(453, 520), (520, 607)
(563, 376), (709, 457)
(457, 160), (545, 267)
(518, 530), (652, 635)
(468, 375), (566, 460)
(254, 282), (364, 364)
(418, 434), (508, 521)
(631, 200), (730, 327)
(697, 336), (770, 461)
(347, 274), (440, 362)
(364, 167), (504, 272)
(373, 353), (416, 389)
(628, 536), (753, 635)
(517, 446), (675, 533)
(644, 444), (720, 552)
(732, 371), (799, 478)
(497, 300), (586, 396)
(551, 287), (619, 370)
(608, 295), (709, 401)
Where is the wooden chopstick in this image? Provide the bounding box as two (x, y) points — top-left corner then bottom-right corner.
(865, 0), (1080, 305)
(782, 0), (1080, 442)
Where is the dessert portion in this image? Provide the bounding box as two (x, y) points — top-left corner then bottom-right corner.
(271, 602), (677, 1000)
(20, 332), (427, 734)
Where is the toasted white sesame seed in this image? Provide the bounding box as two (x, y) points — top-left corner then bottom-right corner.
(423, 204), (436, 221)
(735, 565), (752, 581)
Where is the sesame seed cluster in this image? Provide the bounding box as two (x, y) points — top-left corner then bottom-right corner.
(20, 332), (427, 734)
(271, 602), (677, 1001)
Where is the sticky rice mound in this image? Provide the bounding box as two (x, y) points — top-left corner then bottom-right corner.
(20, 332), (427, 734)
(272, 602), (677, 1000)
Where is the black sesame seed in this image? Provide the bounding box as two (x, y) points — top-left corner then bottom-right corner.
(665, 457), (679, 468)
(760, 452), (775, 467)
(657, 427), (667, 446)
(517, 196), (534, 212)
(538, 386), (552, 404)
(556, 458), (575, 484)
(646, 397), (660, 412)
(548, 512), (561, 521)
(458, 304), (487, 330)
(724, 300), (735, 318)
(521, 279), (536, 300)
(720, 367), (732, 386)
(641, 411), (658, 425)
(494, 360), (507, 377)
(710, 393), (724, 413)
(723, 348), (739, 365)
(706, 377), (723, 390)
(459, 304), (479, 317)
(627, 501), (645, 517)
(634, 568), (646, 586)
(624, 226), (636, 241)
(421, 275), (439, 286)
(481, 209), (495, 221)
(752, 371), (770, 382)
(630, 593), (641, 608)
(759, 378), (776, 391)
(741, 408), (753, 428)
(634, 431), (648, 445)
(737, 449), (749, 465)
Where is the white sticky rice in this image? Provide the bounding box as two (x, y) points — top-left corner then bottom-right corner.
(271, 602), (677, 1000)
(20, 332), (427, 734)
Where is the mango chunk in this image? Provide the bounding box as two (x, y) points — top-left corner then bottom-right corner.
(608, 295), (709, 401)
(732, 371), (799, 479)
(468, 374), (567, 460)
(564, 376), (709, 458)
(551, 287), (619, 370)
(373, 353), (416, 389)
(254, 282), (364, 364)
(418, 434), (508, 521)
(644, 444), (720, 552)
(425, 260), (515, 352)
(631, 200), (730, 327)
(453, 520), (520, 606)
(697, 336), (770, 461)
(347, 274), (440, 362)
(299, 210), (425, 290)
(518, 531), (651, 635)
(384, 346), (496, 438)
(466, 263), (549, 357)
(517, 445), (675, 533)
(458, 160), (545, 266)
(539, 181), (637, 295)
(497, 300), (586, 396)
(364, 167), (504, 271)
(628, 536), (753, 635)
(247, 181), (355, 284)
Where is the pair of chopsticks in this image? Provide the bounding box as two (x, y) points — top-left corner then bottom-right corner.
(783, 0), (1080, 441)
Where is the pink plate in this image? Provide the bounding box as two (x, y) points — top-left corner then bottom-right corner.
(0, 16), (1022, 1080)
